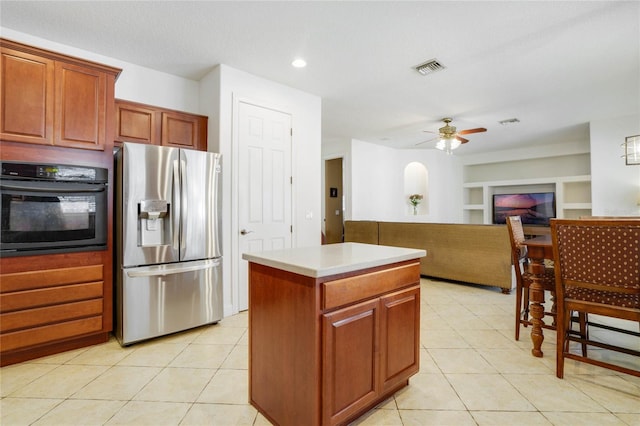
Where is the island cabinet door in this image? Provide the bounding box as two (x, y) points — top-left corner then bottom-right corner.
(322, 298), (381, 426)
(379, 285), (420, 393)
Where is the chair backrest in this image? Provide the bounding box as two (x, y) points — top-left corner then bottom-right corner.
(579, 216), (640, 220)
(506, 216), (528, 280)
(551, 219), (640, 308)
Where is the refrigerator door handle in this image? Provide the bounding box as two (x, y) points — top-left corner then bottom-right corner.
(172, 159), (181, 250)
(180, 158), (187, 254)
(126, 258), (221, 278)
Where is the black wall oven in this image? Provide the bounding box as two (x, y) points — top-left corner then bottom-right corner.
(1, 161), (108, 257)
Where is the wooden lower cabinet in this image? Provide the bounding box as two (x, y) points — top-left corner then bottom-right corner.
(322, 287), (420, 425)
(322, 298), (380, 425)
(0, 257), (110, 366)
(249, 260), (420, 426)
(379, 287), (421, 392)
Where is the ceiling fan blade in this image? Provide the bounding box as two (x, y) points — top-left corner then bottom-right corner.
(415, 136), (438, 146)
(458, 127), (487, 135)
(456, 135), (469, 144)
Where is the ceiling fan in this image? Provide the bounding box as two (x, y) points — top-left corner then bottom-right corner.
(416, 118), (487, 153)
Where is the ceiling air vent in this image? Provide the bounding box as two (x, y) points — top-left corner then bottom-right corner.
(498, 118), (520, 126)
(414, 59), (445, 76)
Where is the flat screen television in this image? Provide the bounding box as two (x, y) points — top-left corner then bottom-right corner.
(492, 192), (556, 226)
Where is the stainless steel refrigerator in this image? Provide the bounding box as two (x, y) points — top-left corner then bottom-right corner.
(114, 142), (222, 345)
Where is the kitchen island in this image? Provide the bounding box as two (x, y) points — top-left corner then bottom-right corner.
(242, 242), (426, 426)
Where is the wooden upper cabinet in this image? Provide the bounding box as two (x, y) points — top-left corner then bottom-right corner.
(115, 101), (159, 145)
(0, 47), (54, 144)
(55, 61), (106, 150)
(115, 99), (208, 151)
(162, 111), (202, 150)
(0, 38), (120, 151)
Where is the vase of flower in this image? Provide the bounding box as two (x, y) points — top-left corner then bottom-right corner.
(408, 194), (423, 215)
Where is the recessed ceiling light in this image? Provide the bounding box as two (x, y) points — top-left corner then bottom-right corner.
(291, 58), (307, 68)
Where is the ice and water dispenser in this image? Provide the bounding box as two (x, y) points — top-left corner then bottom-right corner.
(138, 200), (170, 246)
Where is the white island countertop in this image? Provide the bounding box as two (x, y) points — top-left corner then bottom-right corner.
(242, 242), (426, 278)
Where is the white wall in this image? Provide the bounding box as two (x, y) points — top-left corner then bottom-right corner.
(341, 114), (640, 226)
(200, 64), (322, 317)
(345, 139), (463, 223)
(1, 28), (201, 113)
(590, 114), (640, 216)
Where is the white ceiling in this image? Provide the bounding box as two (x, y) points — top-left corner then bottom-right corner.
(1, 1), (639, 156)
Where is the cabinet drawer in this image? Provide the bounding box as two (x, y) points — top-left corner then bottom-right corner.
(0, 316), (103, 352)
(0, 281), (103, 313)
(0, 264), (103, 293)
(1, 299), (103, 333)
(322, 262), (420, 310)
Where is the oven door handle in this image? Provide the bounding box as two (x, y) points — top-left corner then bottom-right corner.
(0, 183), (105, 193)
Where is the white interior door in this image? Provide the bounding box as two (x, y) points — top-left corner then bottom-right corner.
(238, 101), (292, 311)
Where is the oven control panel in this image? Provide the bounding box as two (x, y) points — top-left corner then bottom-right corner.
(1, 162), (107, 182)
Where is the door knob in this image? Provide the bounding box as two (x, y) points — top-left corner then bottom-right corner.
(240, 229), (253, 235)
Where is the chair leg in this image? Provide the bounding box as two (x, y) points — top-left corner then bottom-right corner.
(579, 312), (588, 357)
(515, 281), (523, 341)
(550, 290), (557, 327)
(556, 307), (569, 379)
(523, 285), (530, 326)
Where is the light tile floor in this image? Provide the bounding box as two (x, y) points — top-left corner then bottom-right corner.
(2, 278), (639, 425)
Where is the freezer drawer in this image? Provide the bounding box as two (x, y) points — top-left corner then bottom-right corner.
(116, 258), (222, 345)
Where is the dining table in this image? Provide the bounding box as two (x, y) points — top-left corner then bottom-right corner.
(522, 234), (554, 357)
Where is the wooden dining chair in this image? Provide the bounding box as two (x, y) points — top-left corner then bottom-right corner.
(506, 216), (556, 340)
(551, 218), (640, 378)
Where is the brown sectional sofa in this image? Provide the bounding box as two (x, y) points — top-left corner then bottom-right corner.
(344, 221), (513, 293)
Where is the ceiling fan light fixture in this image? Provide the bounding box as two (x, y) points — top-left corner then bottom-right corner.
(414, 59), (445, 76)
(436, 137), (460, 154)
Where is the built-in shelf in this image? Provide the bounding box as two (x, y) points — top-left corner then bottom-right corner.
(463, 204), (484, 210)
(563, 203), (592, 209)
(463, 175), (592, 224)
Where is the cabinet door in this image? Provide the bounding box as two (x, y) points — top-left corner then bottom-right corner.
(322, 298), (380, 426)
(115, 101), (159, 145)
(0, 47), (54, 145)
(161, 111), (206, 150)
(54, 61), (106, 150)
(379, 285), (420, 393)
